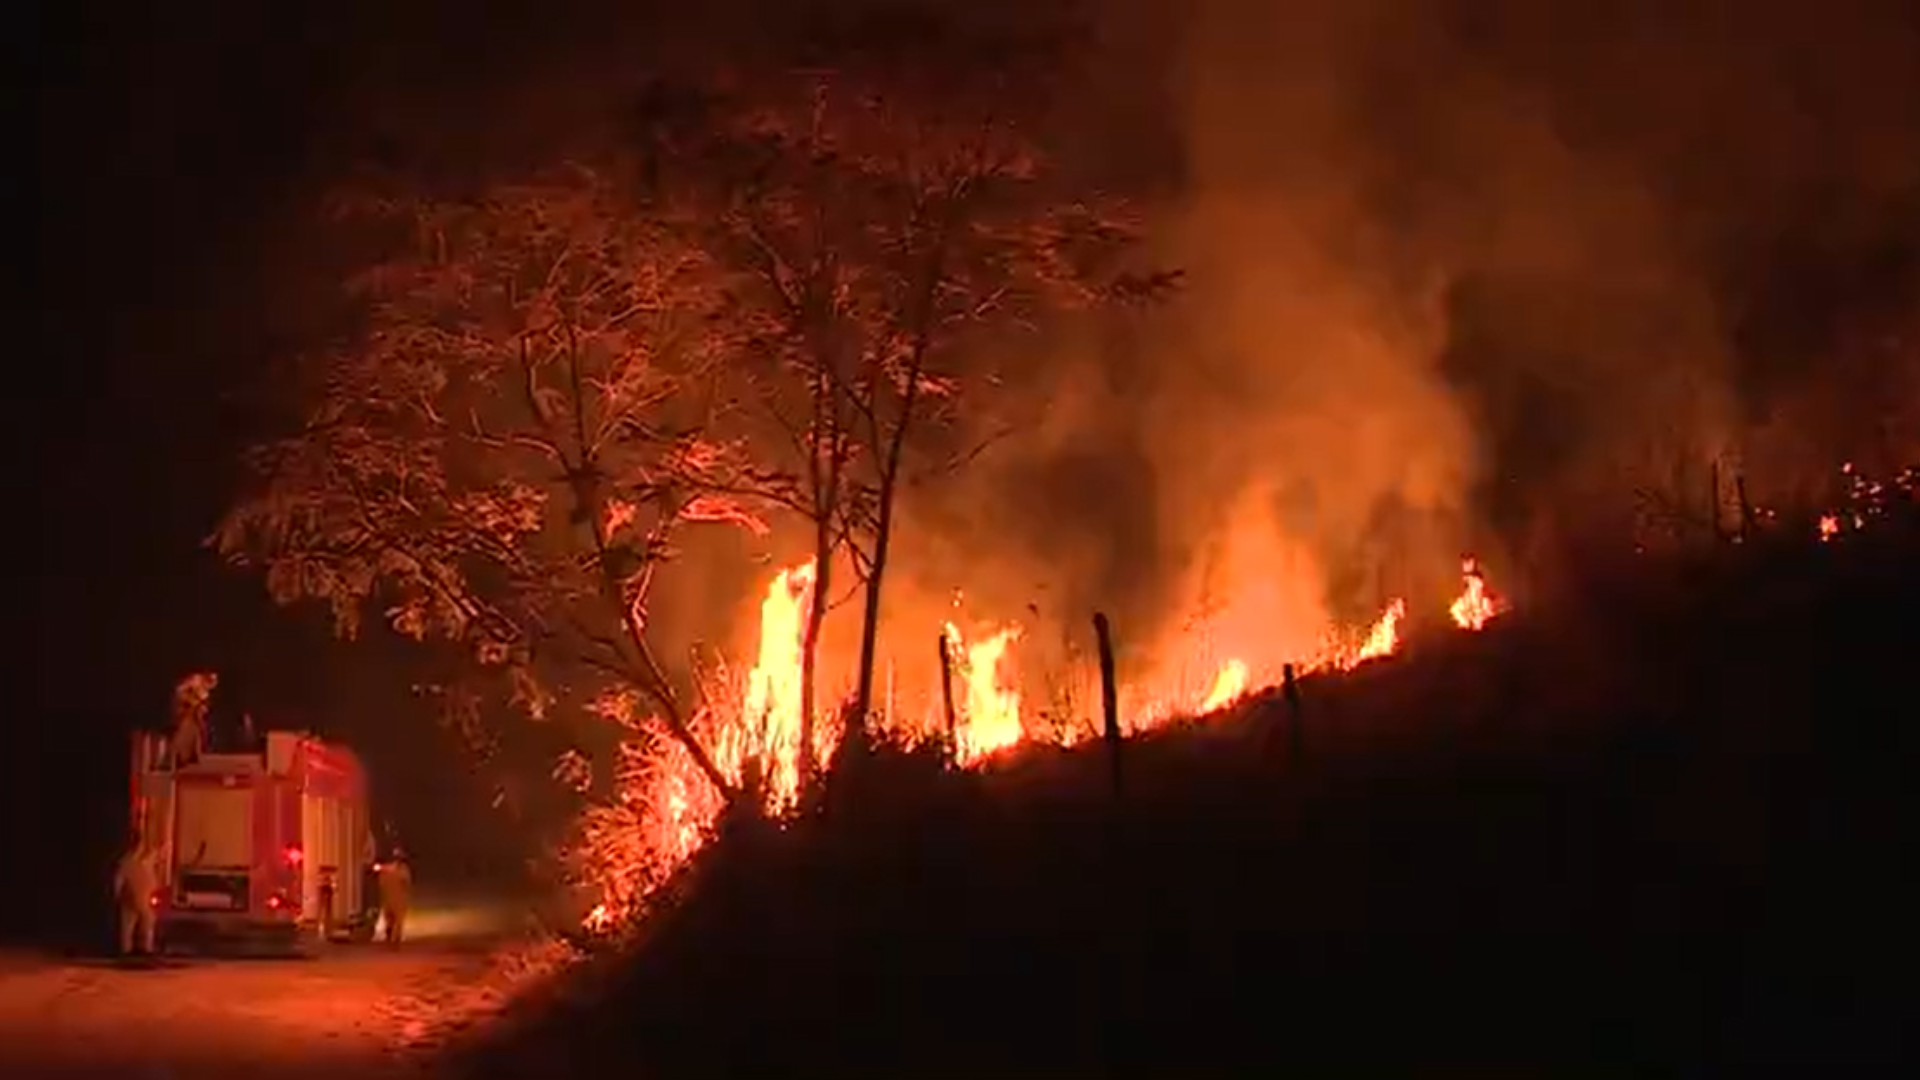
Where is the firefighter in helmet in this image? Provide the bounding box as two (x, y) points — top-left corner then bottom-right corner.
(111, 829), (159, 957)
(375, 845), (414, 947)
(167, 672), (216, 768)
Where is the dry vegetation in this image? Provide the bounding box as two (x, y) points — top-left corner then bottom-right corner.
(450, 494), (1918, 1077)
(201, 3), (1920, 1071)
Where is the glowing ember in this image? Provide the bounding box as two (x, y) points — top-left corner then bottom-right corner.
(582, 902), (613, 934)
(945, 623), (1024, 764)
(1199, 658), (1250, 712)
(1448, 556), (1501, 630)
(1811, 462), (1916, 541)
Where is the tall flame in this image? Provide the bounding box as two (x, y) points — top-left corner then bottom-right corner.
(1200, 658), (1250, 712)
(579, 557), (1522, 933)
(738, 560), (817, 808)
(1345, 598), (1406, 667)
(945, 623), (1024, 765)
(1448, 557), (1500, 631)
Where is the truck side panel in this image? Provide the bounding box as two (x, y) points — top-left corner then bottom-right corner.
(300, 792), (324, 917)
(298, 738), (371, 924)
(300, 791), (359, 921)
(266, 775), (303, 916)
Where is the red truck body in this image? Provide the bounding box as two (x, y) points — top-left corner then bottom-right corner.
(130, 730), (373, 948)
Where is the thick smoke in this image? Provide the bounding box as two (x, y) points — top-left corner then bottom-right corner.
(286, 0), (1920, 715)
(876, 0), (1920, 694)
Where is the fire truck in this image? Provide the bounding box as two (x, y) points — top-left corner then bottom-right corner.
(129, 729), (378, 951)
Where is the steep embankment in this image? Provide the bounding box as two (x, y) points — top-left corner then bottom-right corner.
(459, 527), (1918, 1078)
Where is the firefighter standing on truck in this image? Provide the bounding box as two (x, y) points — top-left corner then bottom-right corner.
(111, 830), (159, 957)
(376, 846), (413, 947)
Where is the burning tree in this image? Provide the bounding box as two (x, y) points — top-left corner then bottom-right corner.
(665, 15), (1173, 776)
(213, 159), (763, 808)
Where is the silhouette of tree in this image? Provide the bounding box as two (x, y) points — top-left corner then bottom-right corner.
(664, 19), (1176, 774)
(213, 159), (762, 799)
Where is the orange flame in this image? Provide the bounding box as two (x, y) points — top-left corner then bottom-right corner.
(1199, 658), (1250, 712)
(945, 623), (1024, 765)
(576, 560), (823, 931)
(1448, 557), (1501, 631)
(580, 547), (1535, 932)
(583, 902), (613, 934)
(570, 711), (725, 931)
(730, 560), (817, 809)
(1344, 598), (1406, 667)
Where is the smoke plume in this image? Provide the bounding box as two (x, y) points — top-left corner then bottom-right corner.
(284, 0), (1920, 714)
(875, 0), (1920, 694)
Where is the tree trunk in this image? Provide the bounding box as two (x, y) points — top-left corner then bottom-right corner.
(632, 646), (733, 800)
(849, 361), (930, 752)
(598, 531), (732, 801)
(596, 534), (734, 802)
(798, 511), (833, 789)
(847, 248), (942, 758)
(848, 490), (897, 756)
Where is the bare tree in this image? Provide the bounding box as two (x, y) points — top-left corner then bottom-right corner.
(670, 23), (1175, 772)
(213, 159), (762, 801)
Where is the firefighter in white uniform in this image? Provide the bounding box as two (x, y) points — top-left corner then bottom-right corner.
(111, 830), (159, 956)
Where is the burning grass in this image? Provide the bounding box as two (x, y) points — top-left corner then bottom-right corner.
(532, 462), (1916, 1072)
(459, 509), (1917, 1077)
(564, 549), (1505, 932)
(565, 452), (1915, 935)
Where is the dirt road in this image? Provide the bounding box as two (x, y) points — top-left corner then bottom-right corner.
(0, 938), (545, 1079)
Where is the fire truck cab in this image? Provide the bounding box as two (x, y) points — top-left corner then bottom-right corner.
(130, 730), (375, 952)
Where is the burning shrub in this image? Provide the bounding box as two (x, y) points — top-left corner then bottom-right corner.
(561, 541), (1523, 938)
(566, 689), (732, 934)
(564, 566), (847, 933)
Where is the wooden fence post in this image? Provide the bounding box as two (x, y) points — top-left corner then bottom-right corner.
(1093, 612), (1122, 801)
(937, 633), (959, 767)
(1282, 662), (1303, 761)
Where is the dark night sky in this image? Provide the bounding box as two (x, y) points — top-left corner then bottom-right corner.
(15, 0), (938, 919)
(14, 0), (559, 939)
(14, 0), (845, 942)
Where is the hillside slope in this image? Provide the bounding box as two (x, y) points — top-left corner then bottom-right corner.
(458, 527), (1919, 1077)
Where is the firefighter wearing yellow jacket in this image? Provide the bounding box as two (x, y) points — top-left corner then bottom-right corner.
(375, 847), (414, 947)
(111, 831), (159, 956)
